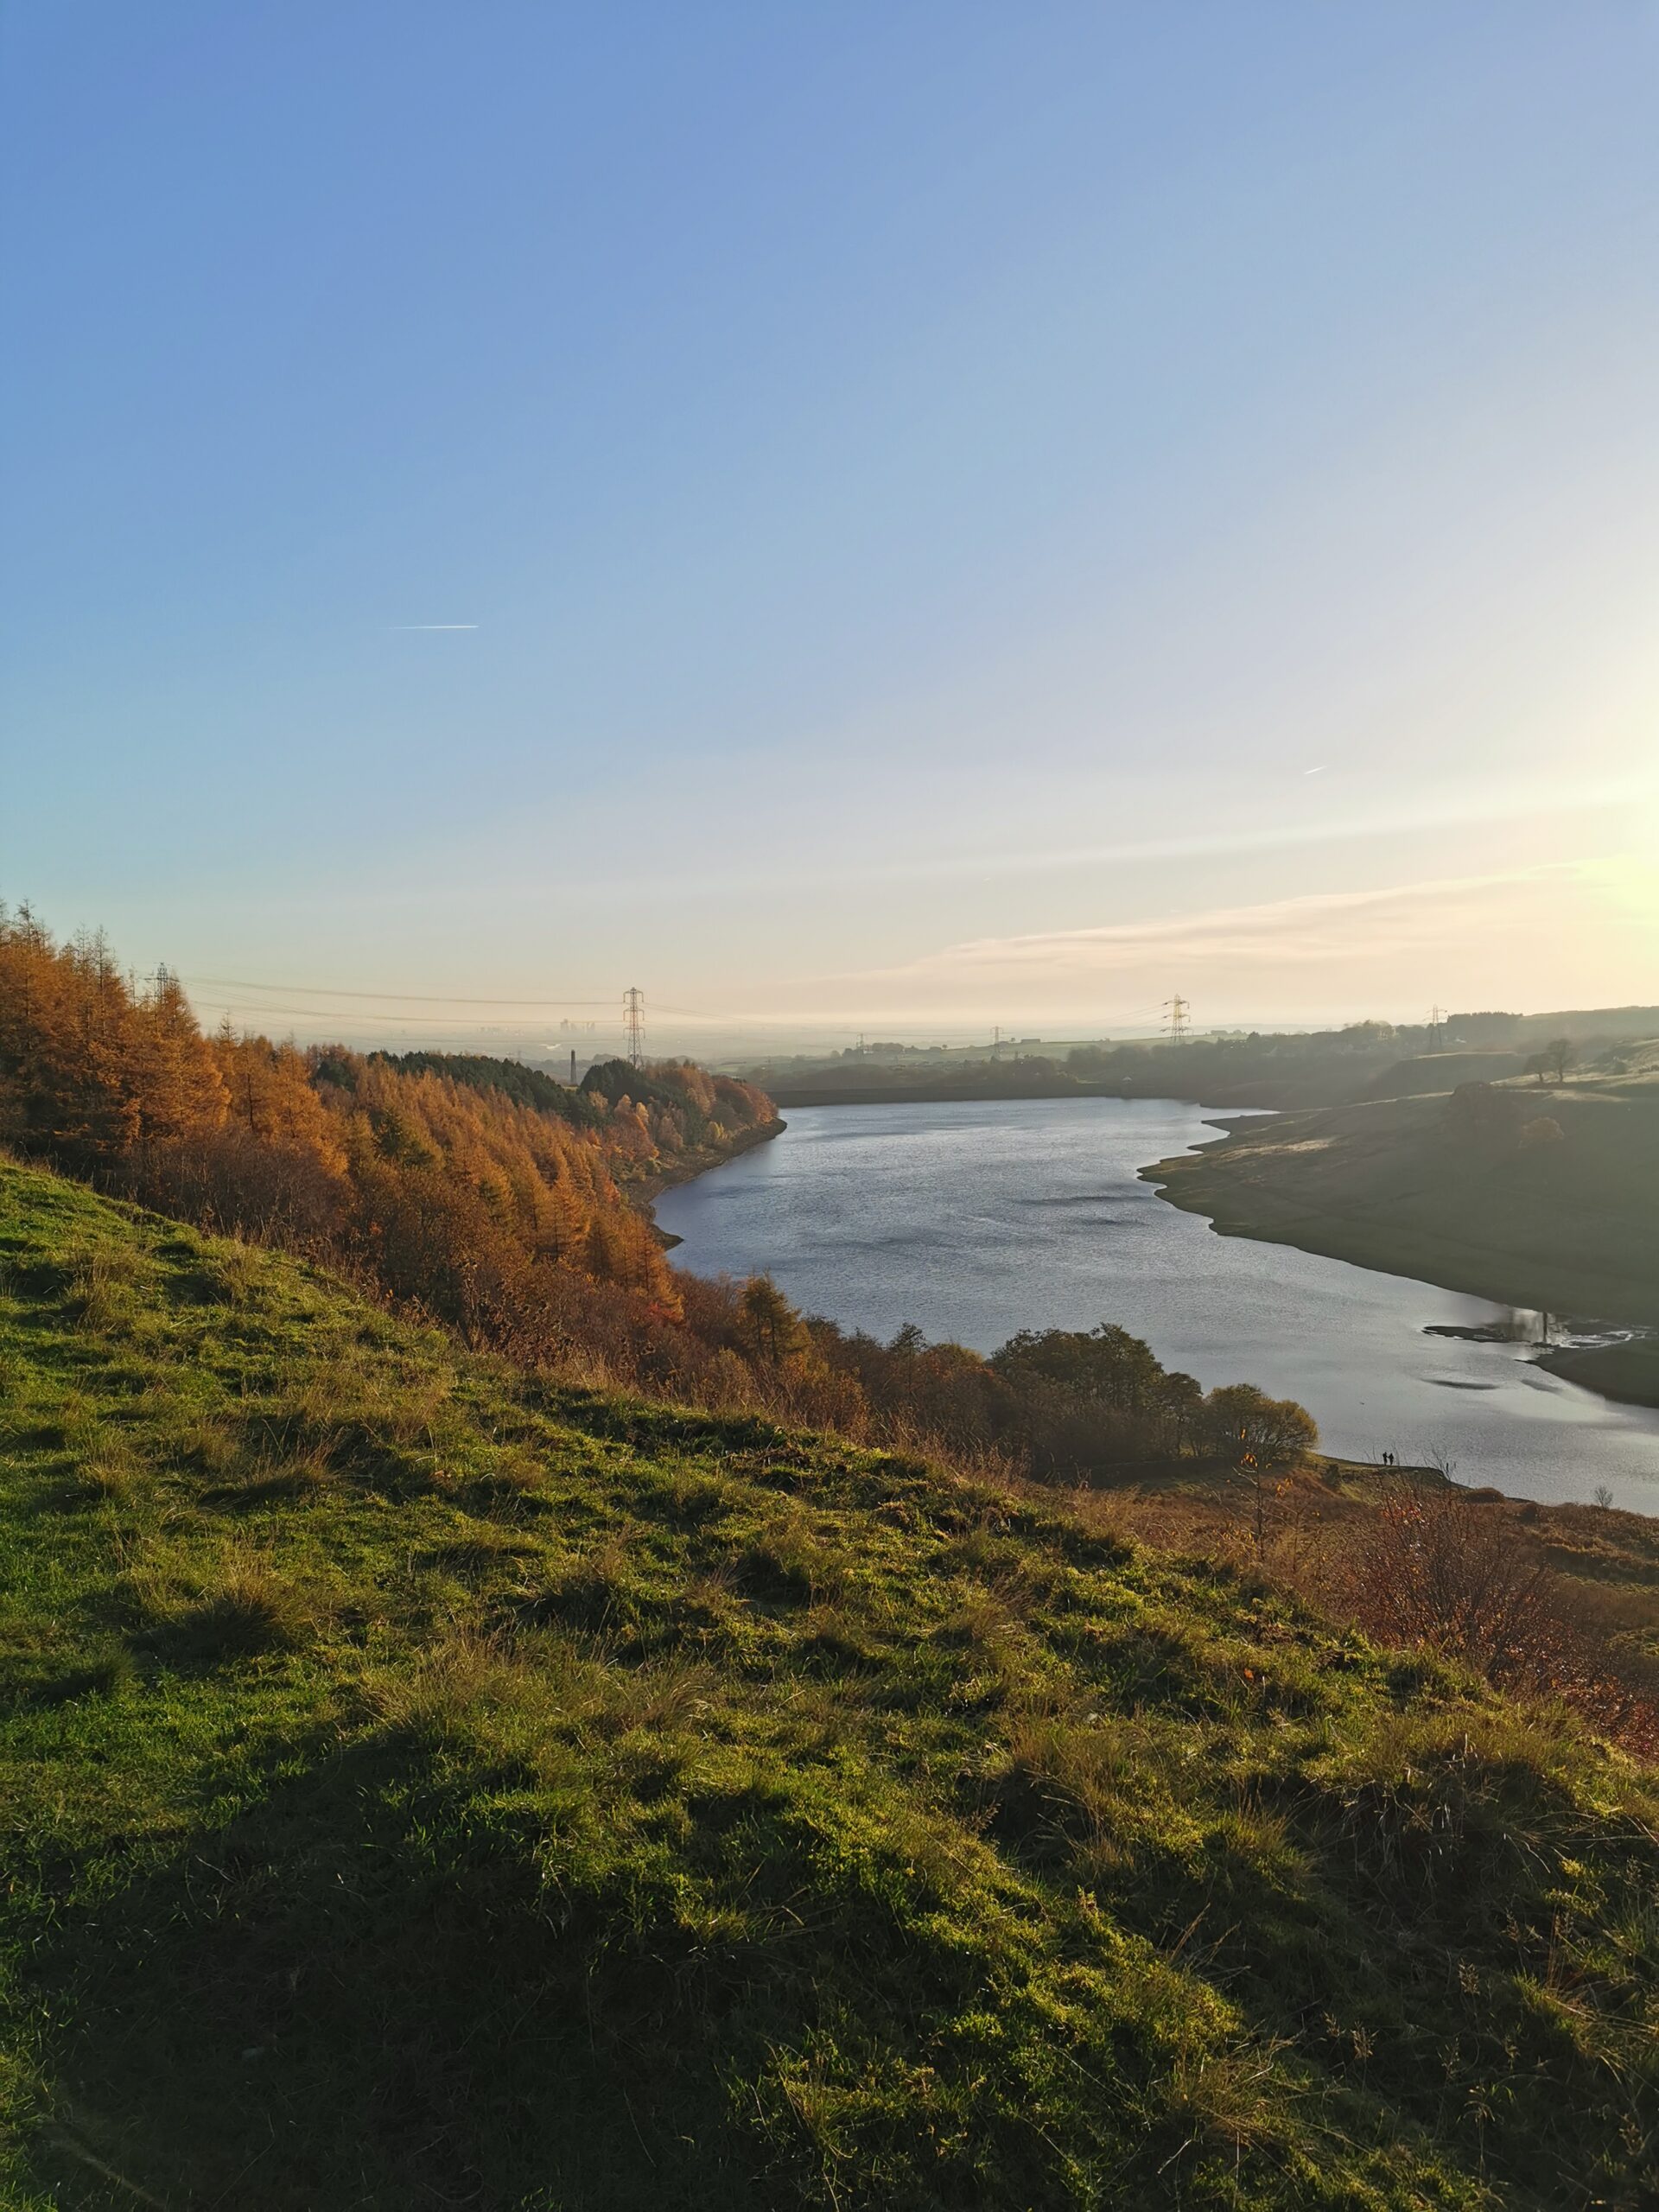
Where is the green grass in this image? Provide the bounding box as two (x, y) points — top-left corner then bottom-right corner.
(1146, 1080), (1659, 1330)
(1, 1161), (1656, 2210)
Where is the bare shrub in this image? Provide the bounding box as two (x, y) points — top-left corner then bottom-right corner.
(1065, 1472), (1659, 1759)
(1326, 1484), (1552, 1669)
(1318, 1482), (1659, 1754)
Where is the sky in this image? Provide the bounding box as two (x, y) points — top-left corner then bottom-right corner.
(3, 2), (1657, 1057)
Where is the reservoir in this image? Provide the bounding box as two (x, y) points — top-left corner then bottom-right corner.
(656, 1096), (1659, 1512)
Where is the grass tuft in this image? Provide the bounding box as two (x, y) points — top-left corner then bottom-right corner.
(128, 1549), (320, 1662)
(62, 1247), (143, 1331)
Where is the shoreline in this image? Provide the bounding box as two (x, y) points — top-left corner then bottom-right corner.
(686, 1091), (1659, 1421)
(1142, 1157), (1659, 1340)
(637, 1094), (1659, 1508)
(1141, 1097), (1659, 1376)
(1535, 1340), (1659, 1413)
(630, 1114), (787, 1244)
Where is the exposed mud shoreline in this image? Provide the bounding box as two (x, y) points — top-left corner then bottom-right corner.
(1535, 1339), (1659, 1411)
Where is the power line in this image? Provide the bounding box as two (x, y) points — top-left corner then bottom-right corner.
(182, 974), (764, 1028)
(181, 974), (1002, 1036)
(187, 999), (622, 1032)
(182, 975), (618, 1007)
(183, 969), (1173, 1044)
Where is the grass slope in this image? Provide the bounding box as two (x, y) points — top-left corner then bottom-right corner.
(1, 1160), (1656, 2211)
(1146, 1082), (1659, 1331)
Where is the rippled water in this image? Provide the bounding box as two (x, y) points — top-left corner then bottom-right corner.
(656, 1096), (1659, 1511)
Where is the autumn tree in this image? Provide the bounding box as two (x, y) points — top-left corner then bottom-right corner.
(584, 1207), (680, 1311)
(1202, 1383), (1318, 1469)
(213, 1033), (346, 1171)
(125, 968), (228, 1148)
(739, 1275), (810, 1366)
(0, 912), (226, 1167)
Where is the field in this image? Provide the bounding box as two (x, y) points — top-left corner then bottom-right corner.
(2, 1160), (1657, 2209)
(1146, 1070), (1659, 1338)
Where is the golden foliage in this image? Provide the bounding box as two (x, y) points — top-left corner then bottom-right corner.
(0, 911), (708, 1331)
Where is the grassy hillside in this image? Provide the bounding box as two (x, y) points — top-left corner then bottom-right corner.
(1357, 1052), (1529, 1101)
(760, 1013), (1659, 1116)
(761, 1047), (1401, 1112)
(2, 1161), (1656, 2209)
(1147, 1071), (1659, 1334)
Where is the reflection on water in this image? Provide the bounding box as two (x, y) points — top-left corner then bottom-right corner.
(656, 1096), (1659, 1512)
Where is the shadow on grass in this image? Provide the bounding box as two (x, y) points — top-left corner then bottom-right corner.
(3, 1651), (135, 1710)
(20, 1737), (764, 2212)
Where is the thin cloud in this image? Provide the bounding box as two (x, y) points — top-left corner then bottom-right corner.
(533, 766), (1656, 907)
(390, 623), (480, 631)
(855, 863), (1607, 984)
(735, 857), (1656, 1027)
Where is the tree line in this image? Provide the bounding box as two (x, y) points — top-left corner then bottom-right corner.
(0, 907), (770, 1326)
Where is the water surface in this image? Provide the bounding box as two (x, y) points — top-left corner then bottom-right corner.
(657, 1096), (1659, 1510)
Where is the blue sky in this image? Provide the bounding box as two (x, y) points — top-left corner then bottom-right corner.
(4, 3), (1656, 1051)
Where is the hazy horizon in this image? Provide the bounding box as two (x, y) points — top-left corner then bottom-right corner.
(5, 3), (1656, 1037)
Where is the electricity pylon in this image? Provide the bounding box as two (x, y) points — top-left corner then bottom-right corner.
(1164, 995), (1190, 1043)
(623, 986), (645, 1070)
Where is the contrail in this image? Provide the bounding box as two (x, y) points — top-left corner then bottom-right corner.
(391, 623), (480, 631)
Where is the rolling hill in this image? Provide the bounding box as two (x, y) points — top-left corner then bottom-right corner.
(1147, 1059), (1659, 1350)
(1, 1159), (1656, 2208)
